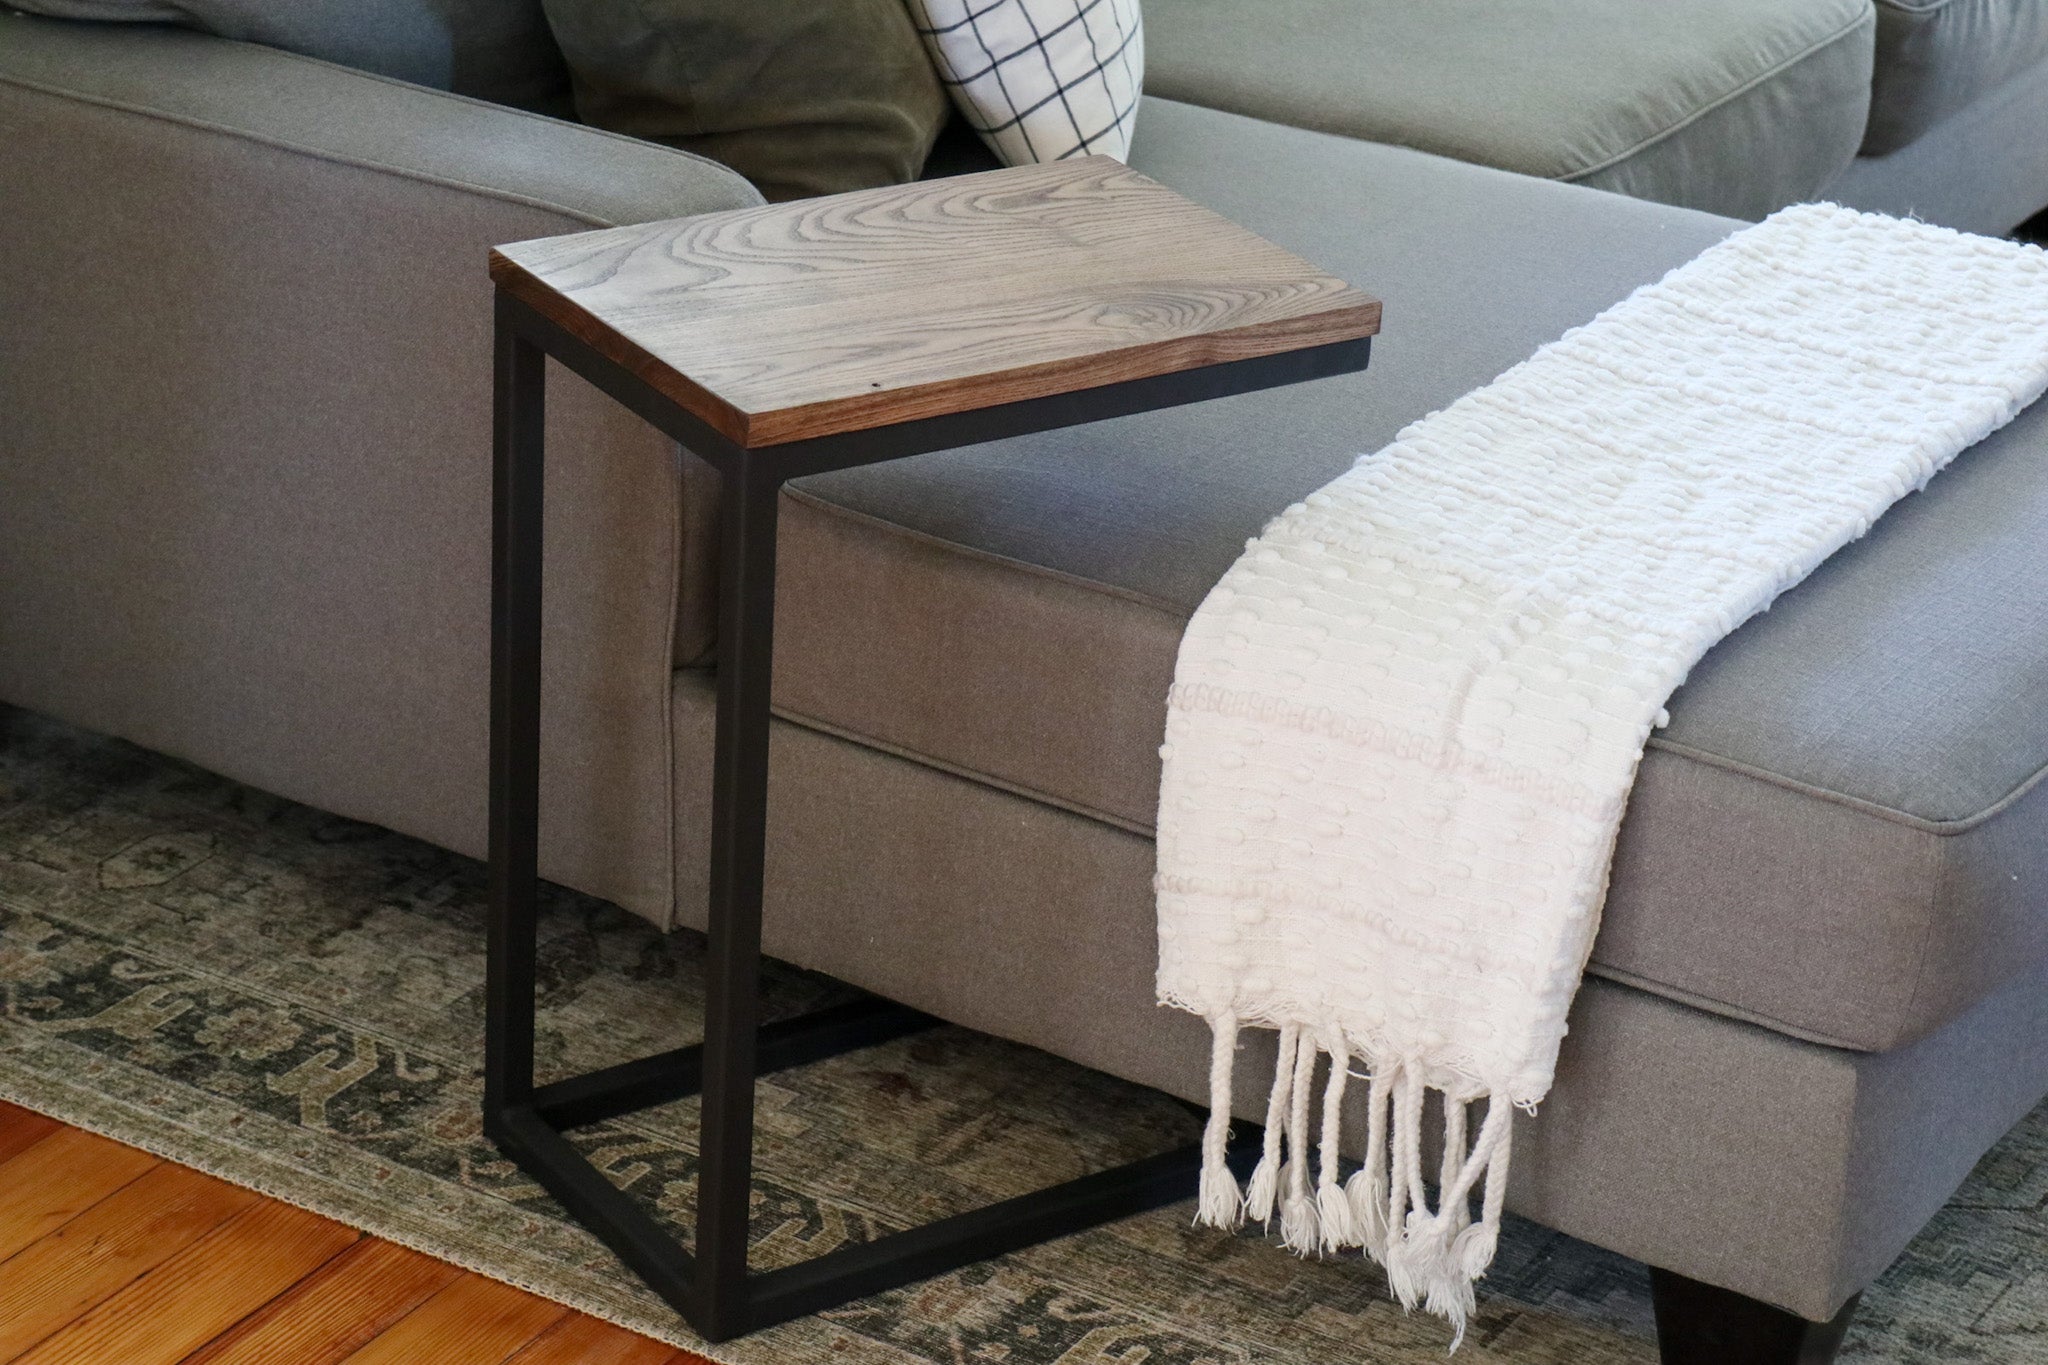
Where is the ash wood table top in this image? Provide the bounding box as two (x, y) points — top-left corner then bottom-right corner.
(491, 156), (1381, 450)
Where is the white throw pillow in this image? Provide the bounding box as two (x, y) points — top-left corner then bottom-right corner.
(907, 0), (1143, 165)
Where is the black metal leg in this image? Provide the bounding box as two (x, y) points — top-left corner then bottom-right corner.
(482, 291), (1266, 1343)
(530, 997), (942, 1131)
(1650, 1268), (1860, 1365)
(693, 458), (785, 1338)
(486, 304), (546, 1123)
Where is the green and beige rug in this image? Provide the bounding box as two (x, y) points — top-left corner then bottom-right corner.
(0, 705), (2040, 1363)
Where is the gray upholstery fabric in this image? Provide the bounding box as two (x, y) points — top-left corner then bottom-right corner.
(1594, 748), (2048, 1050)
(781, 96), (1723, 821)
(0, 17), (762, 922)
(673, 670), (2048, 1321)
(3, 0), (572, 111)
(1865, 0), (2048, 153)
(1830, 52), (2048, 234)
(0, 13), (753, 225)
(1139, 0), (1875, 219)
(1650, 413), (2048, 825)
(772, 99), (2048, 1052)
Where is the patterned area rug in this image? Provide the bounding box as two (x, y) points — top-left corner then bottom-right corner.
(0, 705), (2042, 1364)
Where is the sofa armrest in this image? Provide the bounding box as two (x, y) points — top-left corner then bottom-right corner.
(0, 9), (761, 226)
(0, 13), (760, 923)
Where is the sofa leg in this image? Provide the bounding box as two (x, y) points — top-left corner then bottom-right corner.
(1649, 1268), (1859, 1365)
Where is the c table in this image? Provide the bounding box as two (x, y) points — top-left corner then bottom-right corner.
(485, 155), (1381, 1342)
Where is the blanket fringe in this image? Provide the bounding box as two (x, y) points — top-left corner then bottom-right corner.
(1279, 1028), (1321, 1254)
(1192, 1016), (1514, 1350)
(1196, 1013), (1242, 1227)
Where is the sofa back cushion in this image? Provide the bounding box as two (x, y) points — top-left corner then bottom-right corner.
(5, 0), (571, 112)
(1141, 0), (1874, 221)
(1866, 0), (2048, 154)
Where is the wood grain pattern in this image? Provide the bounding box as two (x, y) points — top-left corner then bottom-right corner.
(0, 1110), (708, 1365)
(503, 1312), (691, 1365)
(182, 1239), (462, 1365)
(0, 1102), (59, 1166)
(0, 1163), (255, 1359)
(335, 1273), (569, 1365)
(492, 156), (1380, 448)
(13, 1200), (358, 1365)
(0, 1126), (159, 1262)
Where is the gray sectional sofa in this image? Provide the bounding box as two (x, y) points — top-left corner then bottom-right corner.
(1143, 0), (2048, 233)
(4, 3), (2048, 1361)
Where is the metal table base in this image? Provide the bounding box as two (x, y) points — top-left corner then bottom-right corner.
(486, 289), (1367, 1341)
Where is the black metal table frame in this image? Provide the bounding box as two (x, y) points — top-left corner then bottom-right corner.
(486, 287), (1371, 1341)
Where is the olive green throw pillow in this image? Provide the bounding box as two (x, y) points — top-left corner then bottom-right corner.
(540, 0), (950, 201)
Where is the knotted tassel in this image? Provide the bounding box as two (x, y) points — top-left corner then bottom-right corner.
(1382, 1070), (1430, 1309)
(1243, 1023), (1298, 1224)
(1401, 1091), (1484, 1334)
(1451, 1106), (1513, 1281)
(1384, 1207), (1441, 1316)
(1315, 1035), (1358, 1252)
(1194, 1014), (1242, 1229)
(1278, 1030), (1322, 1254)
(1419, 1097), (1519, 1349)
(1425, 1229), (1481, 1350)
(1346, 1065), (1391, 1261)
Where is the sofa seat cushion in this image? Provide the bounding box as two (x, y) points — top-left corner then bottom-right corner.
(770, 98), (2048, 1055)
(1138, 0), (1874, 220)
(1865, 0), (2048, 153)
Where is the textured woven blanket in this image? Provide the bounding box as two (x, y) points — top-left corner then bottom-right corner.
(1156, 204), (2048, 1341)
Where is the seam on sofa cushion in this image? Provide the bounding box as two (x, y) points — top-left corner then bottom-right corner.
(770, 705), (1157, 836)
(1875, 0), (1954, 14)
(789, 488), (2048, 835)
(1647, 735), (2048, 834)
(776, 699), (1940, 1054)
(1580, 962), (1871, 1050)
(1894, 818), (1955, 1059)
(781, 484), (1195, 621)
(2, 15), (747, 184)
(1559, 5), (1876, 183)
(0, 66), (636, 227)
(0, 22), (754, 226)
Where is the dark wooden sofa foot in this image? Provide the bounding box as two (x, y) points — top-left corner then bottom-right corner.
(1649, 1268), (1859, 1365)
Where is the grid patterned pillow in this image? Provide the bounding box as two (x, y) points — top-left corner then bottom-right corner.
(908, 0), (1144, 165)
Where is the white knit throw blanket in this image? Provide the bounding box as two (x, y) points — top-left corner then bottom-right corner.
(1156, 204), (2048, 1342)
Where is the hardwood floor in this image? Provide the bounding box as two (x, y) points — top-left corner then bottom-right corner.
(0, 1101), (703, 1365)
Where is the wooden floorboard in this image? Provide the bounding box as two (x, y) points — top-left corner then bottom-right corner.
(183, 1239), (462, 1365)
(0, 1163), (257, 1360)
(0, 1125), (159, 1262)
(333, 1274), (569, 1365)
(14, 1201), (359, 1365)
(0, 1103), (59, 1167)
(0, 1109), (707, 1365)
(506, 1312), (698, 1365)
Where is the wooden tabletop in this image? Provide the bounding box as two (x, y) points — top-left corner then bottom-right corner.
(490, 157), (1381, 450)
